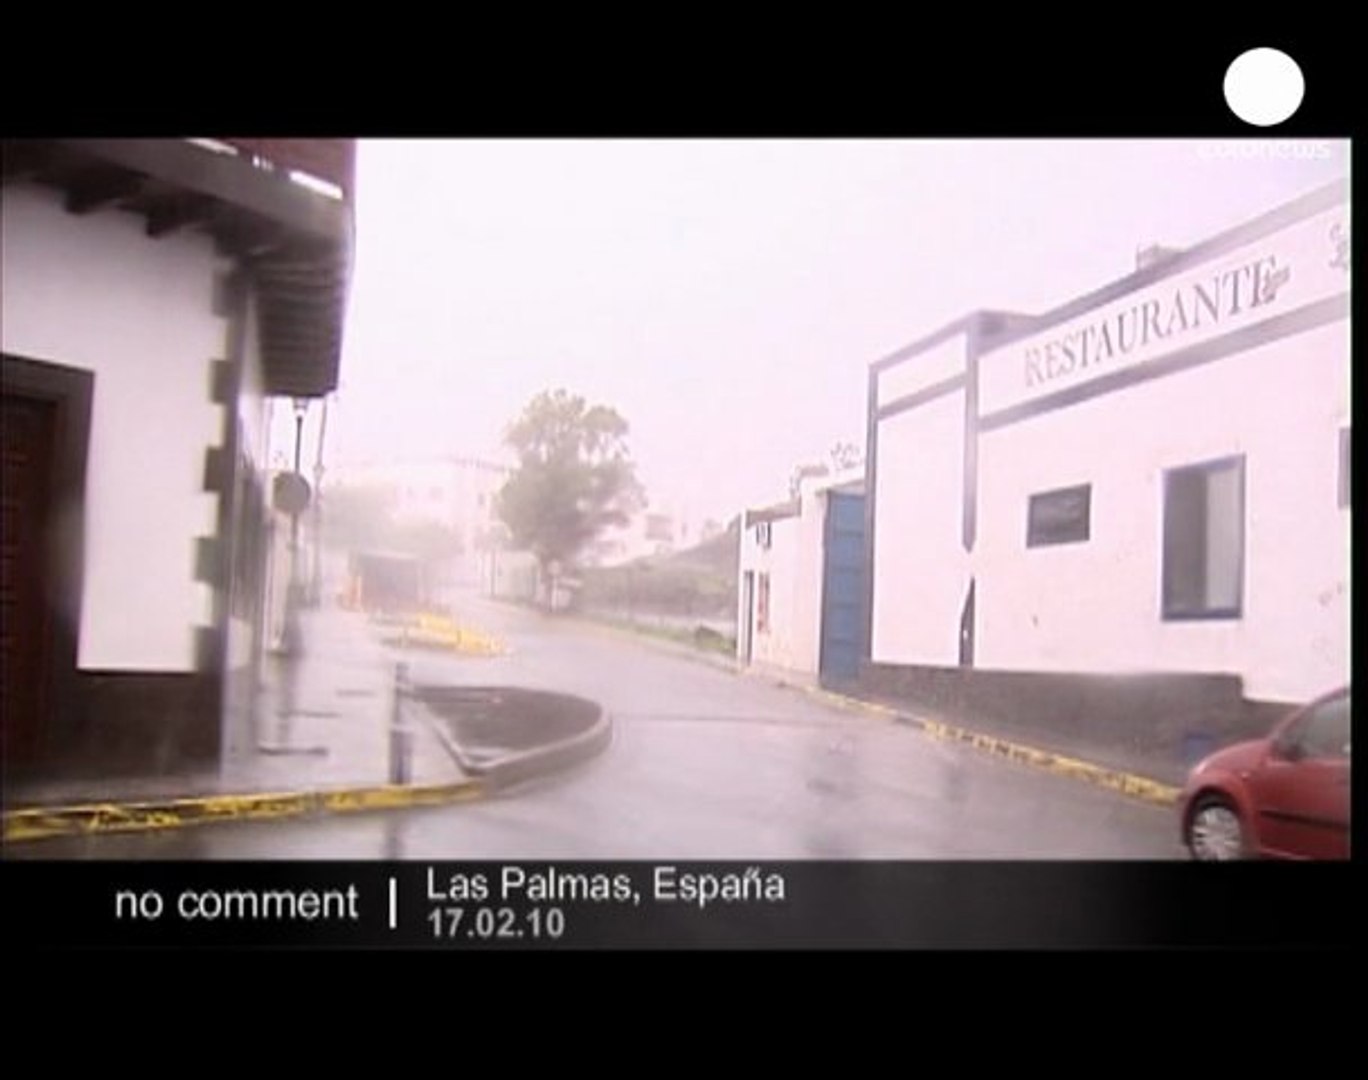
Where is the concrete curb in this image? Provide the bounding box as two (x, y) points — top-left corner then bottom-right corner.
(791, 683), (1180, 806)
(1, 778), (487, 845)
(416, 698), (614, 792)
(2, 686), (611, 847)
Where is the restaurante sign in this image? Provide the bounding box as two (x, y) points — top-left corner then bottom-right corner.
(1023, 254), (1290, 390)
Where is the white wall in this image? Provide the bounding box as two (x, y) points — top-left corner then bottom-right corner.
(264, 496), (294, 650)
(790, 487), (828, 674)
(226, 290), (267, 674)
(737, 468), (866, 677)
(490, 549), (538, 600)
(238, 293), (269, 471)
(975, 317), (1349, 701)
(870, 391), (970, 665)
(868, 189), (1349, 702)
(878, 332), (966, 408)
(222, 290), (270, 761)
(739, 515), (802, 671)
(2, 183), (228, 672)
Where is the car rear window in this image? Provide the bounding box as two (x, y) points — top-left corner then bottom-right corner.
(1301, 693), (1351, 760)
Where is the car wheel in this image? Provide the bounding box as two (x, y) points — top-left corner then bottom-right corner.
(1187, 795), (1248, 861)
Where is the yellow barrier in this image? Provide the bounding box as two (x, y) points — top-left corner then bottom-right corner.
(384, 612), (507, 656)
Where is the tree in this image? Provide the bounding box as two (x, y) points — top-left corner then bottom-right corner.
(497, 389), (645, 604)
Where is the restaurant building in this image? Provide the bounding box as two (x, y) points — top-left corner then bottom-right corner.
(862, 179), (1350, 751)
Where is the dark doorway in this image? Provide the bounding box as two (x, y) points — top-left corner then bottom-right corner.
(740, 571), (755, 664)
(1, 394), (57, 764)
(2, 354), (93, 777)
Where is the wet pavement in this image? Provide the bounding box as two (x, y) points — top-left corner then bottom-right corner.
(3, 606), (468, 809)
(7, 593), (1186, 859)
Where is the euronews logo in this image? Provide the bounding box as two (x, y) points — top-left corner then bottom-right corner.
(1197, 141), (1333, 161)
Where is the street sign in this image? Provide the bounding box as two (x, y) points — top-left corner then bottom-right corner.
(274, 472), (312, 515)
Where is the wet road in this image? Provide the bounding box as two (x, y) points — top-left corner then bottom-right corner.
(10, 597), (1185, 859)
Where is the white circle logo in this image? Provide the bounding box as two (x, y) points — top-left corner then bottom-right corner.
(1224, 48), (1305, 127)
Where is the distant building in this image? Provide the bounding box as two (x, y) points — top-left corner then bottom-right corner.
(592, 505), (691, 566)
(2, 138), (354, 779)
(736, 467), (866, 684)
(645, 512), (674, 544)
(325, 454), (512, 596)
(332, 455), (509, 529)
(489, 549), (541, 604)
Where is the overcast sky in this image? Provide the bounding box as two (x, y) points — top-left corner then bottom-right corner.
(305, 139), (1348, 527)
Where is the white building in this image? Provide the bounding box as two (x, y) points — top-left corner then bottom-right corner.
(590, 507), (689, 566)
(321, 453), (586, 613)
(325, 454), (512, 593)
(2, 138), (353, 779)
(737, 467), (865, 684)
(863, 179), (1349, 737)
(332, 455), (509, 531)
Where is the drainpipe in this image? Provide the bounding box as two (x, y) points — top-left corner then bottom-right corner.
(290, 399), (307, 589)
(310, 396), (329, 607)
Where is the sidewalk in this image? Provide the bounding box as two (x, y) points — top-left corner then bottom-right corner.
(4, 606), (468, 813)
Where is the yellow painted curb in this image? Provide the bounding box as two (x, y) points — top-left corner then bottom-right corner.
(917, 719), (1180, 805)
(791, 682), (1180, 807)
(2, 778), (487, 845)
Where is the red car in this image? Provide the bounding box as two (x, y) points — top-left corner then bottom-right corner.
(1180, 686), (1351, 860)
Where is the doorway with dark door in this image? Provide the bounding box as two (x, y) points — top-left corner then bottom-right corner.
(2, 354), (93, 778)
(1, 392), (56, 766)
(739, 570), (755, 664)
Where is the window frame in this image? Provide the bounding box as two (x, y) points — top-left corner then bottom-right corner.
(1160, 453), (1246, 622)
(1339, 427), (1351, 510)
(1277, 690), (1351, 762)
(1295, 691), (1351, 761)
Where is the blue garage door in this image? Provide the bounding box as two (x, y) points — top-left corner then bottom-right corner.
(819, 491), (866, 685)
